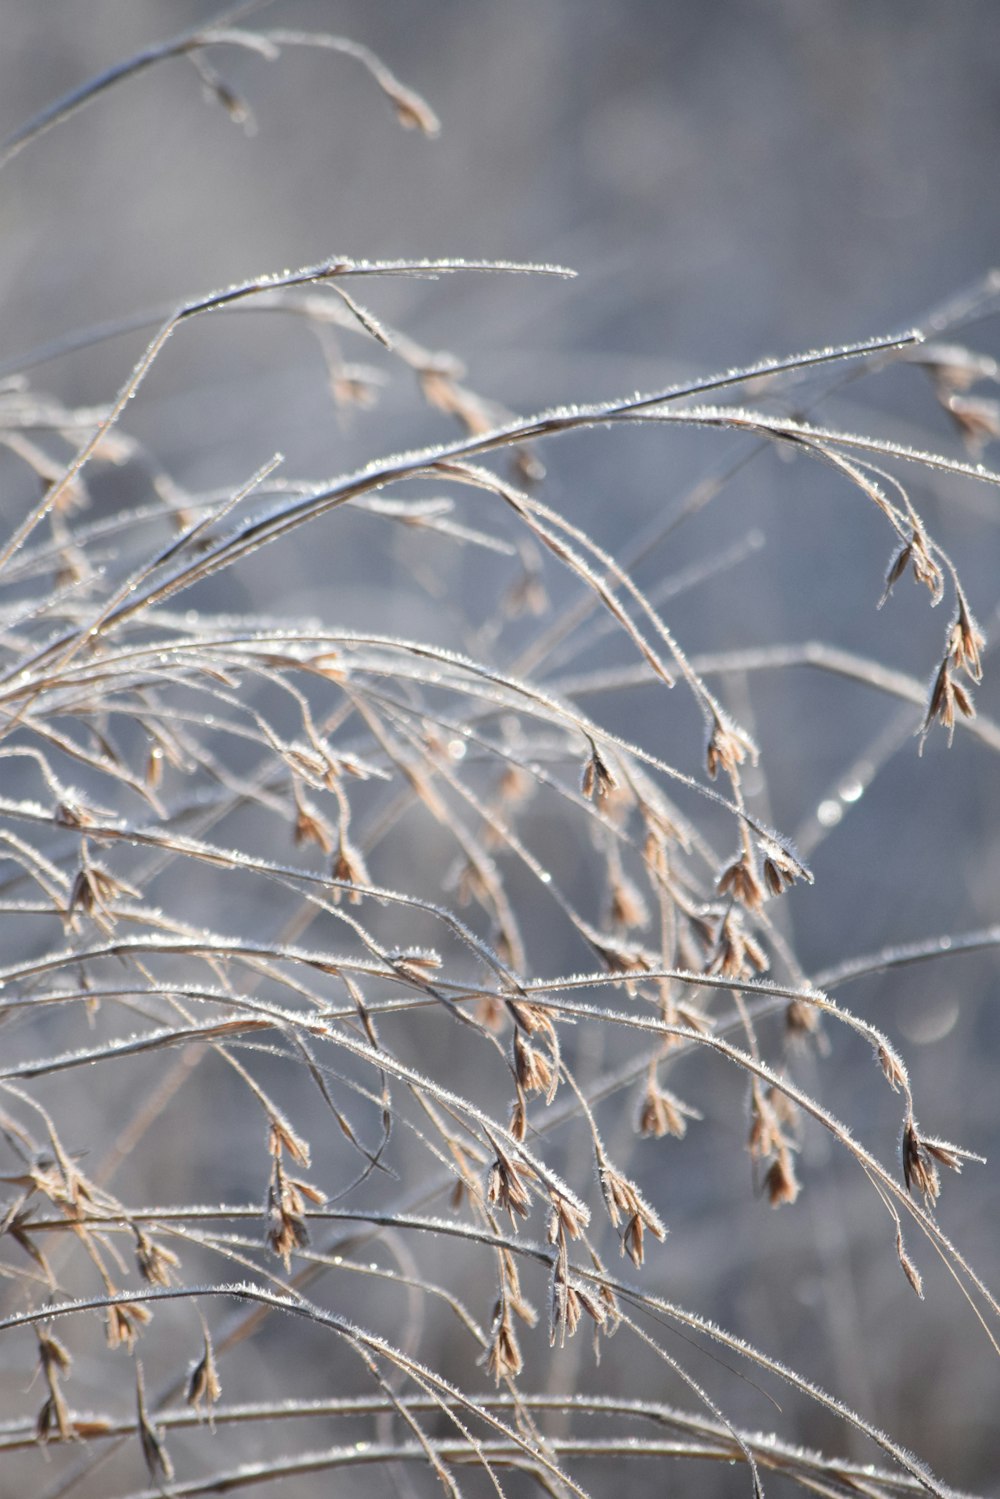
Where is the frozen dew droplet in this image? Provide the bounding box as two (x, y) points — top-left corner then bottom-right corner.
(900, 994), (960, 1046)
(817, 799), (843, 827)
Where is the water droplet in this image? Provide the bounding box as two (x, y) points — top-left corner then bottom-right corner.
(899, 993), (959, 1045)
(838, 779), (864, 803)
(447, 738), (466, 761)
(538, 870), (552, 884)
(817, 799), (843, 827)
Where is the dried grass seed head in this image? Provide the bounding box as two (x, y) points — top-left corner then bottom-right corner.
(486, 1150), (532, 1224)
(949, 595), (985, 682)
(901, 1118), (941, 1206)
(332, 837), (370, 903)
(485, 1304), (523, 1382)
(134, 1228), (179, 1287)
(922, 655), (976, 745)
(716, 851), (765, 912)
(763, 1151), (800, 1207)
(636, 1079), (700, 1140)
(187, 1329), (222, 1412)
(581, 740), (619, 802)
(757, 833), (813, 897)
(709, 908), (769, 979)
(598, 1163), (666, 1266)
(705, 709), (758, 782)
(136, 1361), (174, 1484)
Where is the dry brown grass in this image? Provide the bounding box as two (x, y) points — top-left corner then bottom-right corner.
(0, 12), (997, 1498)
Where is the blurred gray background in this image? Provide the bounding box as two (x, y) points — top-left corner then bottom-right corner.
(2, 3), (999, 1494)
